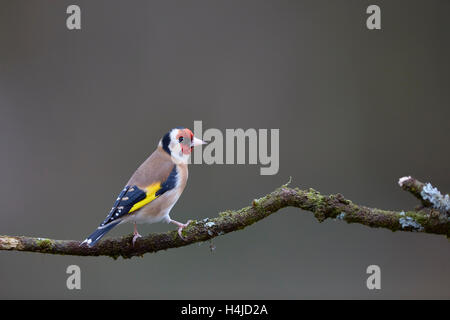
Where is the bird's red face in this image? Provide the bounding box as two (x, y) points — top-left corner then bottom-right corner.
(176, 128), (195, 155)
(162, 127), (206, 163)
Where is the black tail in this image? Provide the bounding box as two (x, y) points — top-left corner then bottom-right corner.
(81, 221), (120, 247)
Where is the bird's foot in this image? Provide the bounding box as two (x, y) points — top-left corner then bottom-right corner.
(170, 219), (192, 240)
(132, 223), (142, 246)
(133, 233), (142, 247)
(132, 232), (142, 246)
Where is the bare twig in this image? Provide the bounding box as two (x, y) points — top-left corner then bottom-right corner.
(398, 176), (429, 207)
(1, 177), (448, 259)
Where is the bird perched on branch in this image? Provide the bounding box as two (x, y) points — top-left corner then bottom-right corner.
(81, 127), (206, 247)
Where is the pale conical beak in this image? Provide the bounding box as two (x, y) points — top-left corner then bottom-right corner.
(191, 137), (206, 147)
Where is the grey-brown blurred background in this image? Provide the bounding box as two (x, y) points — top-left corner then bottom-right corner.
(0, 0), (449, 299)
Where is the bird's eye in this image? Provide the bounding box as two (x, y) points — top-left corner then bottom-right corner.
(178, 137), (184, 143)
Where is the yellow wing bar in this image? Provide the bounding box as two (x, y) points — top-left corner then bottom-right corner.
(129, 183), (162, 214)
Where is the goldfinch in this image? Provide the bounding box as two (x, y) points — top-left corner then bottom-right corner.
(81, 127), (205, 247)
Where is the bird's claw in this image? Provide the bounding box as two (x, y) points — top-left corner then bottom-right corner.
(177, 220), (192, 240)
(132, 232), (142, 246)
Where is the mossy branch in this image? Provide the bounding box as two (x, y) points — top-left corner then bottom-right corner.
(0, 177), (448, 259)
